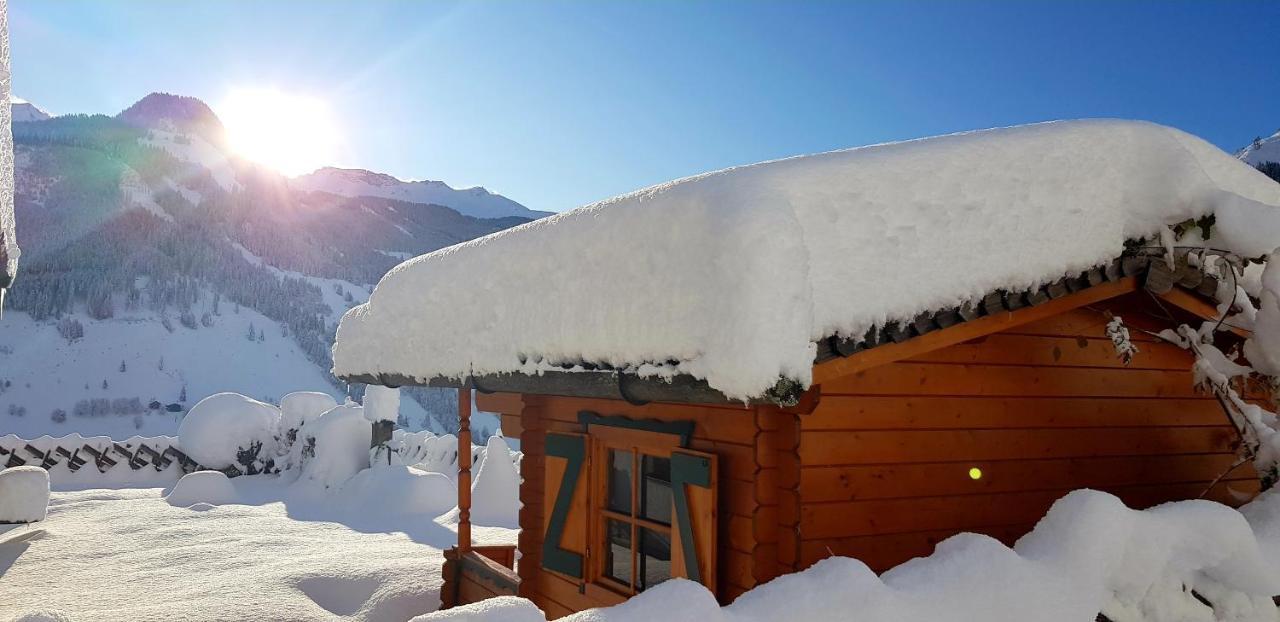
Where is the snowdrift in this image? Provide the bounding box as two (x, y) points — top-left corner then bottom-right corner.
(422, 489), (1280, 622)
(335, 120), (1280, 401)
(165, 470), (239, 507)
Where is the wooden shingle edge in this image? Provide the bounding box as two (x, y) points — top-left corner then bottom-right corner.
(811, 274), (1141, 385)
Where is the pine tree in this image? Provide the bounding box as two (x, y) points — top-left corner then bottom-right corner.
(179, 385), (187, 402)
(119, 360), (127, 373)
(102, 379), (109, 390)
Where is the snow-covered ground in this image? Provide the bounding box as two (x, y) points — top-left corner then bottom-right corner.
(0, 478), (515, 622)
(0, 431), (520, 622)
(0, 308), (372, 439)
(0, 302), (433, 439)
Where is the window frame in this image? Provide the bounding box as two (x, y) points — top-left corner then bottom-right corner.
(587, 425), (683, 596)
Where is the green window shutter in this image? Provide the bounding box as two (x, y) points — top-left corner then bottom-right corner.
(543, 432), (587, 578)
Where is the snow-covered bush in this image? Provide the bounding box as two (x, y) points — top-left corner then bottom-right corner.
(177, 392), (281, 471)
(1112, 246), (1280, 491)
(294, 403), (371, 489)
(165, 470), (239, 508)
(278, 391), (338, 442)
(470, 436), (519, 528)
(0, 466), (50, 523)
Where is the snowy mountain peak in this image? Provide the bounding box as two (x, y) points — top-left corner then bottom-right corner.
(116, 92), (225, 142)
(11, 97), (51, 123)
(1238, 130), (1280, 167)
(291, 167), (550, 220)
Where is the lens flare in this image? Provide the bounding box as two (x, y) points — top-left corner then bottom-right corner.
(217, 89), (340, 176)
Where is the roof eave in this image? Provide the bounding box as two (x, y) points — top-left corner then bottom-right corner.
(340, 369), (791, 407)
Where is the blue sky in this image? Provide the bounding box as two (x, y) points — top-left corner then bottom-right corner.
(11, 1), (1280, 213)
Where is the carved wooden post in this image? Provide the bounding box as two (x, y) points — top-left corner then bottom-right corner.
(458, 385), (472, 553)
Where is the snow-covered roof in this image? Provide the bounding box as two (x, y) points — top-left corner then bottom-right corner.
(333, 120), (1280, 401)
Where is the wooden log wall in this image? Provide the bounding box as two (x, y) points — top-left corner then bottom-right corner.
(797, 295), (1258, 573)
(477, 390), (805, 615)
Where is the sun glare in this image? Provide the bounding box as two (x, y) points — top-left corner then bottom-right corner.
(217, 89), (340, 177)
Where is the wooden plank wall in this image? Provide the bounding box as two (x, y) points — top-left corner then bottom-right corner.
(798, 301), (1258, 573)
(482, 391), (799, 615)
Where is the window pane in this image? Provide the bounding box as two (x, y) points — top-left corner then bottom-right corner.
(607, 449), (633, 514)
(605, 519), (632, 586)
(639, 528), (671, 590)
(641, 455), (672, 525)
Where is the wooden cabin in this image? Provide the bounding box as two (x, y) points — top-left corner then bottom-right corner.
(343, 254), (1265, 618)
(330, 122), (1280, 617)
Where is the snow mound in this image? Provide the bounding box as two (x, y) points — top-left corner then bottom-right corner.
(335, 120), (1280, 400)
(177, 393), (281, 470)
(340, 466), (455, 516)
(438, 490), (1280, 622)
(295, 403), (371, 489)
(0, 466), (49, 523)
(165, 470), (239, 508)
(279, 391), (339, 436)
(470, 436), (520, 528)
(363, 385), (400, 423)
(409, 596), (547, 622)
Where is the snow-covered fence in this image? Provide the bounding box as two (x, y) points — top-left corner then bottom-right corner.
(392, 429), (522, 480)
(0, 433), (199, 488)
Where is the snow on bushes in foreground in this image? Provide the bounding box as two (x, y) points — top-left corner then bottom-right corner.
(0, 399), (522, 620)
(422, 490), (1280, 622)
(177, 392), (281, 470)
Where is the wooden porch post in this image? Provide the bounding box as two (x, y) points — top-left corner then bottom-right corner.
(457, 386), (472, 553)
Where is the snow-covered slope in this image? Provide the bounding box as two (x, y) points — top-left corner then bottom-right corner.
(293, 167), (550, 220)
(140, 127), (240, 192)
(2, 92), (534, 438)
(0, 308), (374, 439)
(335, 119), (1280, 401)
(11, 97), (50, 123)
(1240, 130), (1280, 167)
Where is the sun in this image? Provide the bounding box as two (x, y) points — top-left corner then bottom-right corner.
(217, 89), (340, 177)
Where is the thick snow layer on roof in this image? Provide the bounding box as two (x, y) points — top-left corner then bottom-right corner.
(335, 120), (1280, 400)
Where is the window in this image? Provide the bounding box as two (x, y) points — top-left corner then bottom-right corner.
(540, 416), (716, 600)
(600, 448), (674, 592)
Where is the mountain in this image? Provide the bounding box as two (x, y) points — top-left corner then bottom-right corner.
(292, 167), (552, 220)
(1239, 130), (1280, 168)
(12, 97), (51, 123)
(116, 92), (226, 144)
(0, 92), (533, 437)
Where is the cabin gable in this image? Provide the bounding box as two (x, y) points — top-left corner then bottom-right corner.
(798, 291), (1255, 572)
